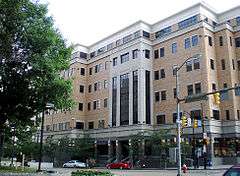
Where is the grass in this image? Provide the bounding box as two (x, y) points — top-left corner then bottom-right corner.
(72, 170), (114, 176)
(0, 166), (36, 173)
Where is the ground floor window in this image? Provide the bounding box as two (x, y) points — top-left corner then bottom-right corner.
(214, 138), (240, 157)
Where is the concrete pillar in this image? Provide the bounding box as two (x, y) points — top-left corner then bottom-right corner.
(94, 140), (97, 159)
(129, 72), (133, 125)
(210, 136), (215, 165)
(116, 140), (121, 162)
(138, 68), (146, 124)
(108, 139), (113, 160)
(129, 139), (133, 164)
(116, 76), (120, 126)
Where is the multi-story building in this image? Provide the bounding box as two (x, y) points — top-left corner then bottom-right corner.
(44, 2), (240, 165)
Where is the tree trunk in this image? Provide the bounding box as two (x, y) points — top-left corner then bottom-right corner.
(0, 129), (5, 166)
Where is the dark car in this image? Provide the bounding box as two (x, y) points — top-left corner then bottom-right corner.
(223, 164), (240, 176)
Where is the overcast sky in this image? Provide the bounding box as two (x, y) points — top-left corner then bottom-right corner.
(41, 0), (240, 46)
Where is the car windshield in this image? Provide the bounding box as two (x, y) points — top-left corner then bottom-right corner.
(224, 168), (240, 176)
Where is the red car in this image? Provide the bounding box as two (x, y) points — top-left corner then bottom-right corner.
(106, 158), (132, 169)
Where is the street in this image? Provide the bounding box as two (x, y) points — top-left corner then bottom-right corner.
(48, 168), (226, 176)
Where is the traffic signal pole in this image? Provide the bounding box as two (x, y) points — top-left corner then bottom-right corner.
(201, 103), (207, 169)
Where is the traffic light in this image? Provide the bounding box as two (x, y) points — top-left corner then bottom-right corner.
(213, 92), (221, 105)
(193, 119), (198, 128)
(181, 115), (187, 128)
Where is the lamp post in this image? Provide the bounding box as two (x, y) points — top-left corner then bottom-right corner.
(174, 54), (201, 176)
(37, 103), (54, 172)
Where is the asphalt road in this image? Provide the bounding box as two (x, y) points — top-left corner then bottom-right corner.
(48, 168), (227, 176)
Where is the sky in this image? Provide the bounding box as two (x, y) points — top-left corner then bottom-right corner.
(40, 0), (240, 46)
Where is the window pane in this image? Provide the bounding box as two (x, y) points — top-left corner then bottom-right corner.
(192, 35), (198, 46)
(185, 38), (191, 49)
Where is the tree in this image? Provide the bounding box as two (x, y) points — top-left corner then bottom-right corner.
(0, 0), (73, 163)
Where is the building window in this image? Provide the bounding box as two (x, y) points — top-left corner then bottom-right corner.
(154, 50), (159, 59)
(90, 52), (95, 58)
(161, 90), (167, 101)
(173, 67), (177, 76)
(178, 15), (198, 29)
(116, 39), (121, 46)
(87, 102), (91, 111)
(145, 71), (151, 124)
(121, 53), (129, 63)
(76, 122), (84, 129)
(78, 103), (83, 111)
(112, 77), (117, 126)
(185, 38), (191, 49)
(156, 115), (166, 124)
(89, 67), (92, 75)
(238, 60), (240, 71)
(104, 80), (108, 89)
(221, 59), (226, 70)
(213, 110), (220, 120)
(235, 37), (240, 47)
(96, 100), (100, 109)
(123, 34), (133, 43)
(80, 68), (85, 75)
(219, 36), (223, 46)
(237, 110), (240, 120)
(237, 17), (240, 26)
(212, 83), (216, 91)
(210, 59), (215, 70)
(193, 58), (200, 70)
(186, 60), (192, 72)
(160, 69), (165, 79)
(160, 47), (165, 57)
(107, 43), (113, 50)
(192, 35), (198, 46)
(95, 64), (100, 73)
(154, 71), (159, 80)
(230, 37), (233, 46)
(187, 85), (193, 96)
(145, 49), (150, 59)
(88, 122), (94, 129)
(173, 112), (183, 123)
(223, 83), (228, 88)
(195, 83), (201, 94)
(232, 59), (235, 70)
(94, 83), (98, 91)
(79, 85), (84, 93)
(143, 31), (150, 38)
(155, 26), (172, 38)
(155, 92), (160, 102)
(172, 43), (177, 53)
(133, 70), (138, 124)
(88, 85), (92, 93)
(120, 73), (129, 125)
(226, 110), (230, 120)
(173, 88), (177, 99)
(208, 36), (213, 46)
(104, 98), (108, 108)
(93, 101), (97, 110)
(113, 57), (117, 66)
(132, 49), (139, 59)
(98, 120), (105, 128)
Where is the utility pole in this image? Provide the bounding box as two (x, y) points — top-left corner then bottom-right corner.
(37, 110), (45, 172)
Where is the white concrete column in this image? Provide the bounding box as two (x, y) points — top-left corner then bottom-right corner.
(138, 68), (146, 124)
(129, 71), (133, 125)
(116, 76), (120, 126)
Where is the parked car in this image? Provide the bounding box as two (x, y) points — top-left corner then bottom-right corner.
(106, 158), (132, 169)
(63, 160), (88, 168)
(223, 164), (240, 176)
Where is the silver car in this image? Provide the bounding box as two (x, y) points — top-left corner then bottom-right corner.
(63, 160), (88, 168)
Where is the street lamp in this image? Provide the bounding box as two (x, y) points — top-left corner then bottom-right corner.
(37, 103), (54, 172)
(174, 54), (201, 176)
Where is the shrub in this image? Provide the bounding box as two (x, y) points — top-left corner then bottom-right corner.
(71, 170), (114, 176)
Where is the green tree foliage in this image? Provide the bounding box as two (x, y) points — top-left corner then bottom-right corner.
(43, 136), (95, 167)
(0, 0), (73, 128)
